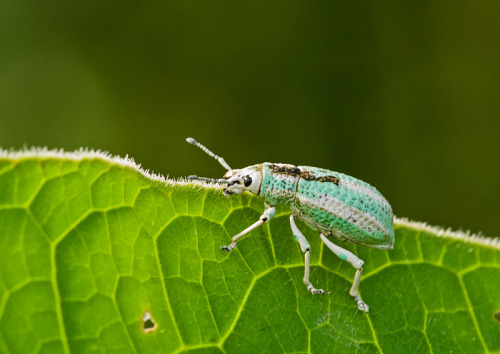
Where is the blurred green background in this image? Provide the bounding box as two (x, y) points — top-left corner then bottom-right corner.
(0, 2), (498, 236)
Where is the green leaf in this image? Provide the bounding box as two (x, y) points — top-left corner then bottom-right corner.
(0, 150), (499, 353)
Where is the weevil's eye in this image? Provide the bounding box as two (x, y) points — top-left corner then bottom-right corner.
(243, 176), (252, 187)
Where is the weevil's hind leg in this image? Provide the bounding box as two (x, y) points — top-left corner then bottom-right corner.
(222, 206), (276, 252)
(290, 215), (324, 295)
(319, 234), (369, 312)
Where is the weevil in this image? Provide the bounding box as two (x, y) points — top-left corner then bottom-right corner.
(186, 138), (394, 312)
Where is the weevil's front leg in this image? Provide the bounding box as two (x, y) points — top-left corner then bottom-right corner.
(222, 206), (276, 252)
(319, 234), (369, 312)
(290, 215), (324, 295)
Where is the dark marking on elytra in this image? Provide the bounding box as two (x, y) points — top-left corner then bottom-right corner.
(270, 164), (301, 176)
(269, 164), (340, 185)
(299, 170), (339, 185)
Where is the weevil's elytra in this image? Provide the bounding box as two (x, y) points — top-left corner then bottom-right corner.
(186, 138), (395, 313)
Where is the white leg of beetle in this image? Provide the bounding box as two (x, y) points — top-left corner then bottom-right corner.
(319, 233), (369, 313)
(222, 206), (276, 252)
(290, 215), (324, 295)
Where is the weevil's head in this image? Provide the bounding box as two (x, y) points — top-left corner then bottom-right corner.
(186, 138), (264, 197)
(222, 164), (263, 196)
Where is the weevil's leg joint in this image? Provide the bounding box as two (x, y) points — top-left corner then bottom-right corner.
(221, 207), (276, 252)
(260, 206), (276, 223)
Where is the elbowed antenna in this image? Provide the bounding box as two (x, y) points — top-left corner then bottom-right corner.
(186, 137), (232, 171)
(188, 175), (235, 185)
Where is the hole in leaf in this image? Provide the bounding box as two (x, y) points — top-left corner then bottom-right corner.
(494, 310), (500, 323)
(142, 310), (157, 333)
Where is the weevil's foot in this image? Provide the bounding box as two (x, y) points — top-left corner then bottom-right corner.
(221, 242), (236, 252)
(307, 283), (325, 295)
(354, 296), (369, 313)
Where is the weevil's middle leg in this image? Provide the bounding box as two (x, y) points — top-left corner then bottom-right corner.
(290, 215), (324, 295)
(319, 233), (369, 312)
(222, 206), (276, 252)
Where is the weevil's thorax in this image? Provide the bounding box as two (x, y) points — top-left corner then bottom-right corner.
(260, 163), (300, 206)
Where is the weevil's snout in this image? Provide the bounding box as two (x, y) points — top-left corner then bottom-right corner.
(222, 179), (237, 196)
(222, 169), (243, 196)
(222, 165), (263, 196)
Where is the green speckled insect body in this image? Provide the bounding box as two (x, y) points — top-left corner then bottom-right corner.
(187, 138), (395, 312)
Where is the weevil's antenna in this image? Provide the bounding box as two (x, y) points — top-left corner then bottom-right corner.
(188, 175), (235, 185)
(186, 138), (232, 171)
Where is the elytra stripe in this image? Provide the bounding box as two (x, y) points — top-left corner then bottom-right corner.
(337, 180), (392, 212)
(296, 193), (389, 235)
